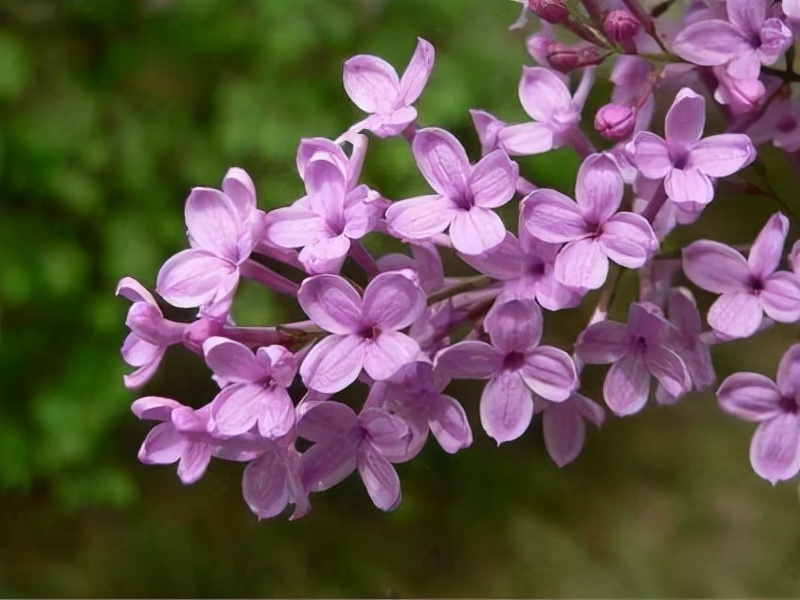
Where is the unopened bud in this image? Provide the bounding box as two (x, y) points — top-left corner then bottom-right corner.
(594, 103), (637, 141)
(547, 42), (606, 73)
(604, 10), (641, 53)
(528, 0), (569, 24)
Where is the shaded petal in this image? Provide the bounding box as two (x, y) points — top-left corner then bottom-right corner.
(222, 167), (256, 221)
(717, 372), (782, 422)
(156, 250), (236, 308)
(185, 188), (241, 258)
(429, 395), (473, 454)
(665, 88), (706, 144)
(435, 340), (503, 379)
(575, 154), (624, 223)
(633, 131), (671, 179)
(575, 320), (630, 364)
(728, 0), (765, 37)
(385, 194), (457, 241)
(645, 346), (691, 398)
(777, 343), (800, 400)
(484, 299), (542, 352)
(297, 401), (358, 441)
(210, 384), (262, 436)
(682, 240), (750, 293)
(543, 404), (585, 467)
(664, 168), (714, 205)
(177, 443), (212, 485)
(358, 446), (402, 511)
(131, 396), (182, 421)
(458, 232), (524, 280)
(708, 292), (763, 338)
(750, 414), (800, 484)
(298, 234), (350, 275)
(518, 66), (571, 122)
(297, 274), (362, 334)
(264, 206), (329, 248)
(122, 334), (161, 369)
(242, 450), (291, 520)
(469, 149), (518, 209)
(257, 387), (296, 440)
(203, 337), (264, 384)
(521, 346), (577, 402)
(138, 422), (186, 465)
(343, 54), (400, 114)
(300, 334), (366, 394)
(412, 128), (471, 198)
(604, 353), (650, 416)
(361, 408), (412, 457)
(600, 212), (657, 268)
(672, 20), (749, 66)
(449, 207), (506, 255)
(554, 238), (609, 290)
(749, 213), (789, 279)
(522, 189), (587, 243)
(398, 37), (435, 104)
(116, 277), (156, 305)
(305, 158), (347, 218)
(480, 372), (533, 444)
(497, 122), (554, 155)
(761, 272), (800, 323)
(300, 436), (359, 492)
(363, 271), (426, 330)
(363, 331), (421, 381)
(687, 134), (754, 177)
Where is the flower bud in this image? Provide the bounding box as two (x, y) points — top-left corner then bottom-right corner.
(547, 42), (606, 73)
(528, 0), (569, 24)
(604, 10), (641, 53)
(594, 103), (637, 141)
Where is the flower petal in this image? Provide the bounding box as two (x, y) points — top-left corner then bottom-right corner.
(480, 372), (533, 444)
(633, 131), (671, 179)
(554, 238), (609, 291)
(600, 212), (657, 268)
(429, 394), (473, 453)
(435, 341), (503, 379)
(362, 271), (426, 330)
(297, 274), (363, 334)
(575, 154), (624, 224)
(469, 149), (518, 209)
(687, 133), (754, 177)
(717, 372), (782, 422)
(522, 189), (587, 243)
(385, 195), (457, 241)
(518, 66), (572, 122)
(761, 272), (800, 323)
(358, 446), (402, 511)
(603, 353), (650, 416)
(665, 88), (706, 144)
(682, 240), (750, 294)
(521, 346), (577, 402)
(497, 122), (554, 156)
(177, 443), (213, 485)
(412, 128), (471, 199)
(203, 337), (264, 384)
(185, 188), (242, 258)
(257, 387), (296, 440)
(750, 414), (800, 484)
(300, 334), (366, 394)
(708, 292), (764, 338)
(664, 168), (714, 205)
(156, 250), (237, 309)
(749, 213), (789, 279)
(398, 37), (435, 105)
(242, 449), (291, 520)
(343, 54), (400, 114)
(672, 19), (749, 67)
(543, 403), (586, 467)
(449, 207), (506, 255)
(575, 320), (630, 364)
(363, 331), (421, 381)
(484, 298), (543, 352)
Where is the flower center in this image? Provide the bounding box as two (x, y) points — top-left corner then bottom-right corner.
(503, 351), (526, 371)
(779, 395), (799, 414)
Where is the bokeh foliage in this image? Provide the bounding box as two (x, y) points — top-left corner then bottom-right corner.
(0, 0), (798, 597)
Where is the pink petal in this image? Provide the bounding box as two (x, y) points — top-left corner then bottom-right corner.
(412, 128), (471, 198)
(385, 194), (457, 241)
(297, 274), (363, 334)
(398, 37), (435, 105)
(632, 131), (671, 179)
(177, 443), (212, 485)
(242, 450), (291, 520)
(362, 272), (426, 330)
(257, 387), (296, 440)
(717, 372), (782, 422)
(449, 207), (506, 255)
(264, 206), (329, 248)
(138, 422), (186, 465)
(707, 292), (763, 338)
(156, 250), (236, 308)
(296, 137), (348, 181)
(518, 66), (572, 122)
(543, 404), (586, 467)
(210, 383), (262, 436)
(343, 54), (400, 114)
(665, 88), (706, 145)
(687, 134), (754, 177)
(480, 372), (534, 444)
(185, 188), (241, 258)
(304, 158), (347, 218)
(435, 340), (503, 379)
(760, 272), (800, 323)
(300, 334), (367, 394)
(203, 337), (264, 384)
(522, 189), (587, 243)
(131, 396), (183, 421)
(497, 122), (554, 155)
(297, 401), (359, 441)
(520, 346), (577, 402)
(429, 394), (473, 454)
(576, 320), (629, 364)
(574, 154), (624, 224)
(222, 167), (256, 222)
(554, 238), (609, 290)
(682, 240), (750, 293)
(603, 353), (650, 416)
(672, 20), (750, 66)
(727, 0), (765, 36)
(363, 331), (421, 381)
(116, 277), (156, 305)
(297, 234), (351, 275)
(600, 212), (657, 269)
(748, 213), (788, 279)
(122, 334), (161, 369)
(750, 414), (800, 484)
(777, 343), (800, 399)
(645, 346), (691, 399)
(468, 149), (518, 209)
(358, 446), (401, 511)
(300, 436), (359, 492)
(361, 408), (412, 458)
(484, 299), (542, 352)
(664, 168), (714, 205)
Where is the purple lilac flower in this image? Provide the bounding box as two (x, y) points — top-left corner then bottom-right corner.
(713, 66), (768, 115)
(436, 299), (577, 444)
(673, 0), (792, 80)
(298, 401), (412, 511)
(576, 302), (691, 416)
(533, 392), (605, 467)
(117, 277), (185, 389)
(682, 213), (800, 339)
(203, 337), (297, 439)
(717, 343), (800, 483)
(385, 127), (518, 255)
(157, 168), (264, 317)
(748, 96), (800, 152)
(298, 272), (426, 393)
(523, 153), (658, 291)
(132, 397), (266, 484)
(343, 37), (434, 138)
(376, 242), (445, 295)
(632, 88), (755, 209)
(242, 443), (310, 520)
(264, 136), (387, 274)
(497, 66), (594, 156)
(469, 109), (507, 156)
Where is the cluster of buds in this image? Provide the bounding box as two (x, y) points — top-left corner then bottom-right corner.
(120, 0), (800, 520)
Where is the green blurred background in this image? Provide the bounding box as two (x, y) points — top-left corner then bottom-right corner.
(0, 0), (798, 596)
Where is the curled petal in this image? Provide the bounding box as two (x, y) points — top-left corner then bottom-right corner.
(177, 443), (213, 485)
(777, 343), (800, 400)
(399, 37), (435, 105)
(132, 396), (183, 421)
(343, 55), (400, 114)
(645, 346), (691, 399)
(760, 272), (800, 323)
(361, 408), (412, 458)
(430, 395), (473, 454)
(242, 450), (292, 520)
(222, 167), (256, 221)
(138, 422), (185, 465)
(521, 346), (577, 402)
(717, 372), (782, 422)
(748, 213), (788, 279)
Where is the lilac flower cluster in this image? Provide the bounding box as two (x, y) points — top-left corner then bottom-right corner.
(120, 1), (800, 519)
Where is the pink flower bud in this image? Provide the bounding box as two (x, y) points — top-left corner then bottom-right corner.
(604, 10), (641, 53)
(594, 103), (637, 140)
(528, 0), (569, 24)
(547, 42), (606, 73)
